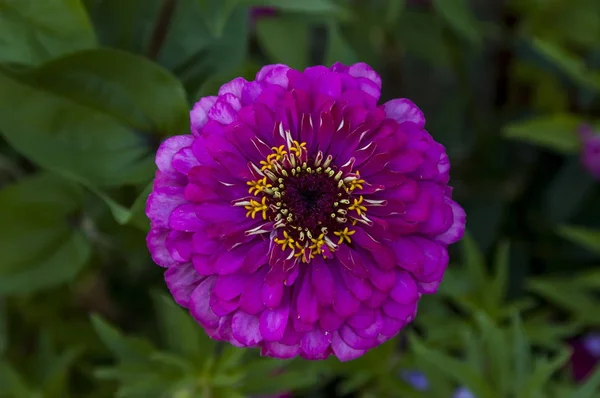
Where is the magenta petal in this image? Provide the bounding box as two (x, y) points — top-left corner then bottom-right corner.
(147, 228), (177, 267)
(340, 325), (377, 350)
(319, 306), (345, 331)
(262, 341), (300, 359)
(146, 186), (185, 228)
(296, 269), (319, 324)
(231, 312), (263, 346)
(262, 282), (284, 308)
(434, 198), (467, 245)
(190, 97), (217, 134)
(165, 262), (204, 307)
(156, 135), (194, 173)
(169, 204), (204, 232)
(312, 259), (335, 305)
(189, 277), (219, 329)
(390, 271), (419, 304)
(213, 274), (249, 301)
(332, 331), (366, 361)
(239, 272), (266, 314)
(260, 304), (290, 342)
(383, 98), (426, 129)
(300, 328), (332, 360)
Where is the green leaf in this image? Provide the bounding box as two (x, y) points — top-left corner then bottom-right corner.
(255, 15), (310, 70)
(0, 232), (91, 295)
(324, 22), (358, 66)
(489, 242), (510, 311)
(0, 68), (154, 187)
(0, 173), (91, 295)
(503, 114), (583, 154)
(474, 313), (510, 395)
(432, 0), (481, 45)
(90, 315), (155, 362)
(512, 314), (531, 393)
(0, 0), (96, 66)
(557, 225), (600, 256)
(0, 361), (32, 397)
(28, 48), (189, 135)
(152, 294), (215, 362)
(161, 2), (248, 81)
(0, 300), (6, 355)
(242, 0), (340, 14)
(409, 334), (494, 398)
(528, 279), (599, 324)
(573, 365), (600, 398)
(395, 11), (453, 68)
(461, 232), (488, 295)
(386, 0), (406, 26)
(531, 37), (600, 91)
(519, 348), (571, 398)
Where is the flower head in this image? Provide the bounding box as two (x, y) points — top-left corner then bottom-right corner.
(570, 332), (600, 381)
(579, 124), (600, 180)
(146, 63), (466, 361)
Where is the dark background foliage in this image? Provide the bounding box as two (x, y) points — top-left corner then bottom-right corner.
(1, 0), (600, 397)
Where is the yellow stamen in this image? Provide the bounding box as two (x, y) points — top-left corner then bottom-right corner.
(290, 141), (306, 157)
(334, 227), (356, 244)
(247, 177), (272, 195)
(348, 196), (368, 216)
(309, 233), (326, 256)
(244, 197), (268, 219)
(274, 230), (295, 250)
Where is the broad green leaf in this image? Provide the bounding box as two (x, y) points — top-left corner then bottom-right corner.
(557, 225), (600, 256)
(0, 232), (91, 295)
(0, 69), (154, 187)
(324, 23), (358, 66)
(256, 16), (310, 70)
(503, 114), (582, 154)
(531, 37), (600, 91)
(0, 0), (96, 65)
(29, 48), (189, 135)
(519, 348), (571, 398)
(83, 180), (152, 231)
(432, 0), (481, 45)
(90, 315), (155, 362)
(86, 0), (162, 53)
(0, 173), (91, 295)
(152, 294), (215, 362)
(409, 335), (494, 398)
(161, 2), (248, 80)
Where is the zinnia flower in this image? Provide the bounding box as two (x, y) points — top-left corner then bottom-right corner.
(570, 332), (600, 381)
(146, 62), (466, 361)
(579, 125), (600, 180)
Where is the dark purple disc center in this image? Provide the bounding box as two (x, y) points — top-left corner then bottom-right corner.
(283, 173), (341, 231)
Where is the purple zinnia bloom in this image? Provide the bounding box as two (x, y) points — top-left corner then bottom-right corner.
(570, 333), (600, 381)
(146, 62), (466, 361)
(579, 124), (600, 180)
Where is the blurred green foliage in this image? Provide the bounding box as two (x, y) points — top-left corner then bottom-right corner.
(1, 0), (600, 397)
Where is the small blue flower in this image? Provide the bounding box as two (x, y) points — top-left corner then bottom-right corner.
(400, 370), (430, 391)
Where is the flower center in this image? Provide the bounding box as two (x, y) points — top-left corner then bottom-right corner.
(235, 125), (370, 263)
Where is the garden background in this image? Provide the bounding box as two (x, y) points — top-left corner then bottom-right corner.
(1, 0), (600, 397)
